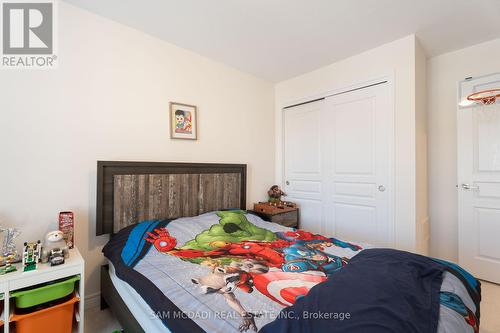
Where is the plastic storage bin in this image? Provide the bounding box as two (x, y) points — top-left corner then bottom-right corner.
(11, 294), (79, 333)
(10, 275), (79, 308)
(0, 293), (4, 319)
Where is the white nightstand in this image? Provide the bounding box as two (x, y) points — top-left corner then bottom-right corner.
(0, 247), (84, 333)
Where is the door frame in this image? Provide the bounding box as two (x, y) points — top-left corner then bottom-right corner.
(280, 73), (395, 244)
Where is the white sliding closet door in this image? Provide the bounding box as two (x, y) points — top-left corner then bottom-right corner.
(323, 84), (393, 246)
(283, 100), (325, 233)
(283, 83), (393, 246)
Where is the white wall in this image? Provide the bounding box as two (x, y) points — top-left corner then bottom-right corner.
(275, 35), (424, 252)
(427, 38), (500, 261)
(0, 3), (275, 300)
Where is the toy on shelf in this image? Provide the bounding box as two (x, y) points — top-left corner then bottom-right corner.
(265, 185), (296, 209)
(0, 227), (21, 263)
(0, 227), (21, 275)
(48, 248), (65, 266)
(0, 254), (17, 274)
(42, 230), (69, 266)
(267, 185), (286, 204)
(22, 241), (42, 272)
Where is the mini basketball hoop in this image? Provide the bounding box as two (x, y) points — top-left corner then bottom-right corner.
(467, 89), (500, 105)
(466, 88), (500, 121)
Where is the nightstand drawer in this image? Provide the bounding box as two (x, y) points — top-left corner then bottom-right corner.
(252, 209), (299, 228)
(268, 210), (298, 228)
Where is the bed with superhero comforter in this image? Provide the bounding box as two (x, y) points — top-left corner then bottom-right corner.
(103, 211), (481, 333)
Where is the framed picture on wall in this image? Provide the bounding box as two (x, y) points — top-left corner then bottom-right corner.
(169, 102), (198, 140)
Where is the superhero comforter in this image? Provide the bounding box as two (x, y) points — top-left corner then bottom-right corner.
(103, 211), (481, 333)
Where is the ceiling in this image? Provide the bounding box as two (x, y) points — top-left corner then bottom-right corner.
(64, 0), (500, 82)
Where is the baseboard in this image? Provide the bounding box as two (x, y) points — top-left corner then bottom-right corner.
(85, 291), (101, 310)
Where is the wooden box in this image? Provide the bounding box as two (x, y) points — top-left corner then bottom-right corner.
(252, 202), (299, 228)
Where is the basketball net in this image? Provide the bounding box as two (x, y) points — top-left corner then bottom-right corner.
(467, 89), (500, 121)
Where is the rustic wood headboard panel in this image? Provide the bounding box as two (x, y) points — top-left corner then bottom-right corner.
(96, 161), (247, 235)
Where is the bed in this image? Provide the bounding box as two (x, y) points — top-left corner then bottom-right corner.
(97, 161), (481, 333)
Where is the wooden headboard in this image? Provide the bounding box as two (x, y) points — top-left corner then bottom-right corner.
(96, 161), (247, 235)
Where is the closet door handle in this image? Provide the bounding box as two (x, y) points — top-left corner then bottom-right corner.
(378, 185), (386, 192)
(286, 181), (290, 185)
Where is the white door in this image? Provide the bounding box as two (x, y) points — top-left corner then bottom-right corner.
(322, 84), (393, 246)
(283, 82), (393, 246)
(458, 73), (500, 284)
(283, 100), (325, 233)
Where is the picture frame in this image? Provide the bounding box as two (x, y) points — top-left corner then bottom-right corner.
(169, 102), (198, 140)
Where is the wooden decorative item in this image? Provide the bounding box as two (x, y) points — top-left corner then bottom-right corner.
(253, 202), (299, 228)
(253, 202), (296, 215)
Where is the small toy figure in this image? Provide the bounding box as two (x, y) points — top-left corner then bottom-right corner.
(41, 230), (69, 263)
(0, 254), (17, 274)
(267, 185), (286, 204)
(49, 248), (65, 266)
(22, 241), (42, 272)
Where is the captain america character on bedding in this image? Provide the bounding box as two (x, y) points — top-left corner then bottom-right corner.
(113, 210), (480, 333)
(281, 240), (348, 275)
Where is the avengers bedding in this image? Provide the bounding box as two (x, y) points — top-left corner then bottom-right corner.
(103, 211), (480, 333)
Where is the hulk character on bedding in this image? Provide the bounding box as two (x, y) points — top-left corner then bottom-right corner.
(182, 211), (277, 251)
(144, 211), (359, 332)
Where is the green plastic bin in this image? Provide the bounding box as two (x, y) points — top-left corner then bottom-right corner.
(11, 275), (80, 308)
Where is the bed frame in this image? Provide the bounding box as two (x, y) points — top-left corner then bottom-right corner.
(96, 161), (247, 332)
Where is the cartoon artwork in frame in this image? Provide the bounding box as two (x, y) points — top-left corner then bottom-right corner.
(169, 102), (198, 140)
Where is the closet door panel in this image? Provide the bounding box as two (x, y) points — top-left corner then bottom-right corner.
(323, 84), (393, 246)
(333, 98), (375, 175)
(334, 203), (377, 242)
(283, 101), (324, 233)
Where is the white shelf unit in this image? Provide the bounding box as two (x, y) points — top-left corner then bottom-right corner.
(0, 247), (84, 333)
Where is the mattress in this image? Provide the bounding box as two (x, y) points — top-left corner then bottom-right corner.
(103, 211), (481, 333)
